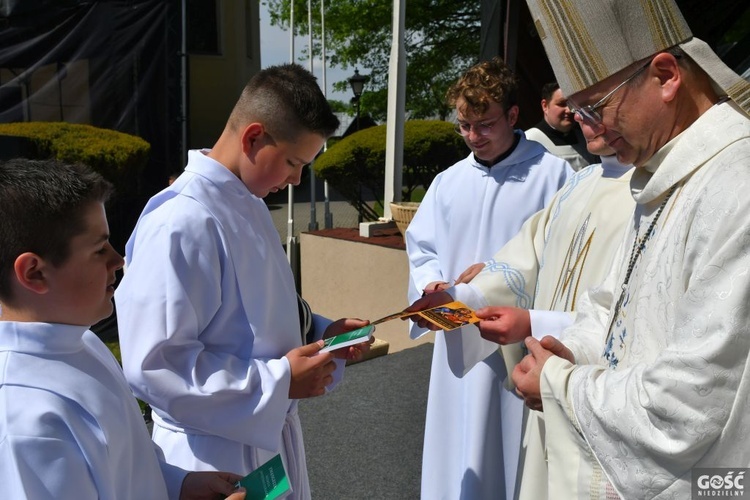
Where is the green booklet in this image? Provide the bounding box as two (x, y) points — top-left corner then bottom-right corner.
(234, 454), (291, 500)
(320, 324), (374, 352)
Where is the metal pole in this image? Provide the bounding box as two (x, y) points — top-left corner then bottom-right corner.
(321, 0), (333, 229)
(286, 0), (297, 265)
(383, 0), (406, 218)
(180, 0), (188, 168)
(307, 0), (319, 231)
(356, 96), (363, 223)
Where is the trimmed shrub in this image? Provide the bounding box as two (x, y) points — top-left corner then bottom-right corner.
(0, 122), (151, 253)
(0, 122), (150, 196)
(314, 120), (468, 221)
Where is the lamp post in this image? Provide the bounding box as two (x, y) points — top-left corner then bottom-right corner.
(348, 69), (367, 222)
(348, 69), (367, 131)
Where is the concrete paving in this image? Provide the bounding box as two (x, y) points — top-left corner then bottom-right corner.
(300, 343), (432, 499)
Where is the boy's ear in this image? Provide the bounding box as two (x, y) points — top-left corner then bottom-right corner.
(241, 122), (265, 155)
(13, 252), (50, 295)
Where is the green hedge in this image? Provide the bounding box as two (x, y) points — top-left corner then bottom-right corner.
(314, 120), (468, 221)
(0, 122), (152, 253)
(0, 122), (150, 195)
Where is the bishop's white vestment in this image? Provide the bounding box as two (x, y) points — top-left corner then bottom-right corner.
(115, 150), (343, 500)
(542, 101), (750, 499)
(0, 321), (186, 499)
(406, 133), (572, 500)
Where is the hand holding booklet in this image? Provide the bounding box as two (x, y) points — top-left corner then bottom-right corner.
(372, 300), (480, 331)
(320, 301), (480, 352)
(234, 454), (291, 500)
(320, 324), (375, 352)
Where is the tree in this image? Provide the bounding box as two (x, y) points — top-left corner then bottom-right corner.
(266, 0), (480, 121)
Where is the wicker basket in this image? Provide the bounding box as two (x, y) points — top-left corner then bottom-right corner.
(390, 202), (421, 238)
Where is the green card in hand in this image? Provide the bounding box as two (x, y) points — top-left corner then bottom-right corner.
(234, 454), (291, 500)
(320, 324), (374, 352)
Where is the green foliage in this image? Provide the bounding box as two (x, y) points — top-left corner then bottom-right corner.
(104, 340), (148, 414)
(104, 341), (122, 364)
(267, 0), (480, 121)
(0, 122), (152, 253)
(328, 99), (353, 114)
(313, 120), (468, 220)
(0, 122), (150, 195)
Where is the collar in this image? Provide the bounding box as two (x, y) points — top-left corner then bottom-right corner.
(631, 100), (748, 203)
(535, 120), (576, 145)
(0, 321), (88, 354)
(599, 155), (634, 179)
(474, 133), (521, 167)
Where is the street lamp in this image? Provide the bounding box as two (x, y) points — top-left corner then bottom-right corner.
(348, 69), (367, 131)
(348, 68), (368, 222)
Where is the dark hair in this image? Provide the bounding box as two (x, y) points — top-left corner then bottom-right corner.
(227, 63), (340, 142)
(0, 158), (113, 301)
(540, 82), (560, 102)
(446, 57), (519, 116)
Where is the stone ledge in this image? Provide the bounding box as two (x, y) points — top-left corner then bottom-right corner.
(305, 227), (405, 250)
(346, 338), (390, 365)
(359, 220), (397, 238)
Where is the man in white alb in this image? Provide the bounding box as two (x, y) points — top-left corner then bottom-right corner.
(406, 57), (572, 500)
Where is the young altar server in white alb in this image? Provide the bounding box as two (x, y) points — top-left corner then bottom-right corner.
(514, 0), (750, 498)
(0, 158), (245, 500)
(114, 64), (371, 499)
(405, 57), (573, 500)
(408, 137), (634, 499)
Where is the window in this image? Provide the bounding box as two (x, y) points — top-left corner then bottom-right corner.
(186, 0), (220, 55)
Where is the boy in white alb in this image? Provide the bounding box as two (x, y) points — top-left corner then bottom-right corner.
(0, 158), (244, 499)
(115, 64), (371, 499)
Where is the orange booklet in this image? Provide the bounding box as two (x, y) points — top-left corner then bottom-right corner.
(372, 301), (480, 331)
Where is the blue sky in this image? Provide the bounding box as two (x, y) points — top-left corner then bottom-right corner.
(259, 3), (352, 102)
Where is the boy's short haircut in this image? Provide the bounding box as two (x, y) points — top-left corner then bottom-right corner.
(0, 158), (113, 302)
(446, 57), (519, 117)
(540, 82), (561, 102)
(227, 63), (340, 143)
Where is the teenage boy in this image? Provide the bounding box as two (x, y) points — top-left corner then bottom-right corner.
(0, 158), (245, 499)
(115, 63), (370, 499)
(405, 57), (572, 500)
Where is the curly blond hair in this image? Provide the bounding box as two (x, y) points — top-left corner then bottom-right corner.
(446, 57), (518, 116)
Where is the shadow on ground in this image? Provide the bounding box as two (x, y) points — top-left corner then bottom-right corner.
(300, 343), (432, 499)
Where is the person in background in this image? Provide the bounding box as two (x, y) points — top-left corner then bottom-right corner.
(525, 82), (598, 171)
(515, 0), (750, 497)
(115, 63), (371, 500)
(0, 158), (245, 500)
(405, 56), (572, 500)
